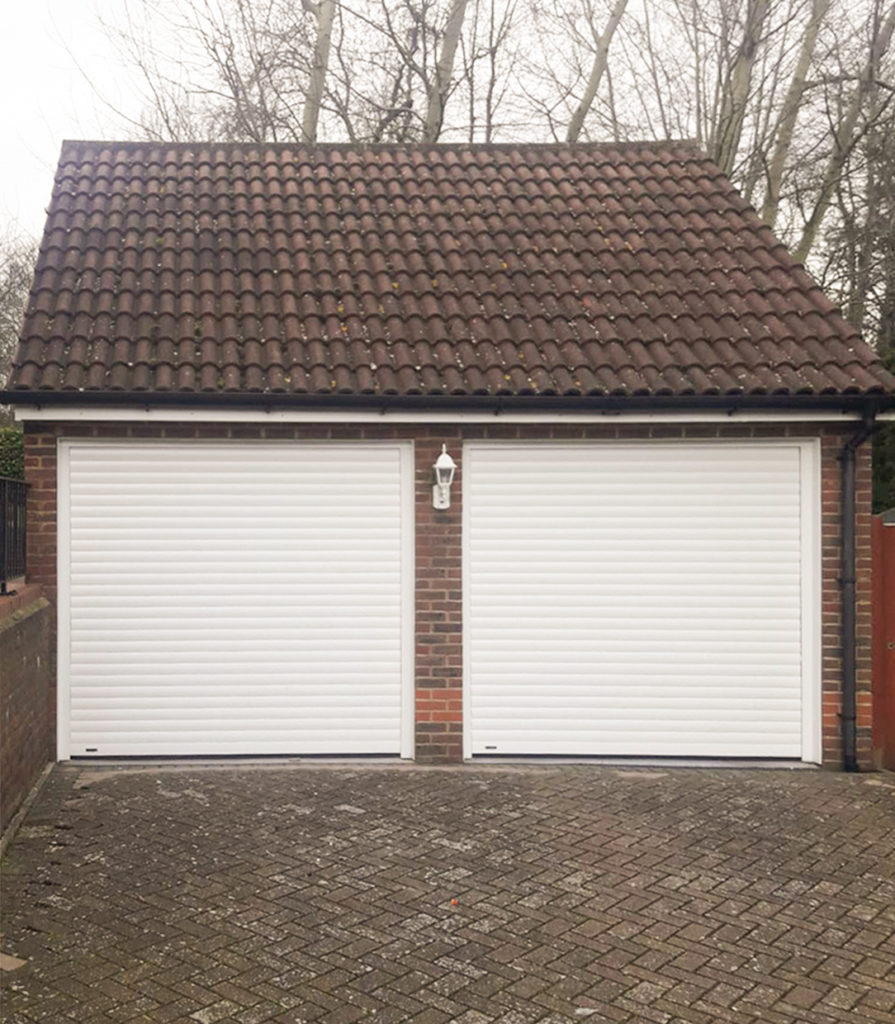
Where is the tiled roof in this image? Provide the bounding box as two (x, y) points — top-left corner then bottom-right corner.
(7, 139), (894, 401)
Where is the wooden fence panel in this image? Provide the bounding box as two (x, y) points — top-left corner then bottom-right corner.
(872, 515), (895, 769)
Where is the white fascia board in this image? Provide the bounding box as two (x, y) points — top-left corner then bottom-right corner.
(14, 404), (868, 424)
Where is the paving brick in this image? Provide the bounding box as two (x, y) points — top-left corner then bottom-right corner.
(2, 764), (895, 1024)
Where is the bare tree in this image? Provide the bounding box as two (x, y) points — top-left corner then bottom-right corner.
(301, 0), (336, 143)
(761, 0), (831, 225)
(711, 0), (771, 173)
(520, 0), (634, 142)
(104, 0), (514, 146)
(565, 0), (629, 142)
(424, 0), (472, 140)
(819, 7), (895, 350)
(99, 0), (321, 141)
(455, 0), (524, 141)
(0, 231), (38, 422)
(793, 0), (895, 261)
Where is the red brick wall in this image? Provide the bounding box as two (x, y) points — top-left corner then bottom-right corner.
(817, 430), (875, 768)
(23, 419), (873, 767)
(414, 435), (463, 761)
(1, 593), (52, 832)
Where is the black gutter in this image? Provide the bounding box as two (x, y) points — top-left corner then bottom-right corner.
(0, 389), (892, 414)
(839, 406), (877, 771)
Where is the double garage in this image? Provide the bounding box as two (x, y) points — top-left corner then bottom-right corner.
(58, 435), (821, 763)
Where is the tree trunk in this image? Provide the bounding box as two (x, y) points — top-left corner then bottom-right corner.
(301, 0), (336, 145)
(712, 0), (770, 176)
(761, 0), (830, 227)
(794, 1), (895, 263)
(565, 0), (629, 143)
(423, 0), (471, 144)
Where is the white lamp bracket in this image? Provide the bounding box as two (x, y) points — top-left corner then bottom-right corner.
(432, 444), (456, 510)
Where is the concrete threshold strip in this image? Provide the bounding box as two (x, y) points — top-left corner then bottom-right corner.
(63, 755), (816, 771)
(0, 755), (815, 846)
(471, 757), (817, 769)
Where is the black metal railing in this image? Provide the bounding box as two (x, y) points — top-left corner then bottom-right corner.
(1, 477), (27, 595)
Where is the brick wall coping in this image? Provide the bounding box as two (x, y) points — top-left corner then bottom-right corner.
(0, 586), (47, 624)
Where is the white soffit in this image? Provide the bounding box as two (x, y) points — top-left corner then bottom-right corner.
(14, 404), (871, 424)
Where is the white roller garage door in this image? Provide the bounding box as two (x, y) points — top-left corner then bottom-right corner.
(464, 442), (819, 760)
(60, 441), (413, 758)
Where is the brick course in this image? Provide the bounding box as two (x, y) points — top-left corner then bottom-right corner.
(23, 419), (873, 767)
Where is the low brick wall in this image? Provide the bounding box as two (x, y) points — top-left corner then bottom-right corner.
(1, 588), (52, 833)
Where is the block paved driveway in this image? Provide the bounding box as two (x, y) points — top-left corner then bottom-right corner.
(2, 764), (895, 1024)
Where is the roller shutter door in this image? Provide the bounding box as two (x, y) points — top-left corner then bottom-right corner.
(62, 441), (411, 757)
(465, 442), (814, 759)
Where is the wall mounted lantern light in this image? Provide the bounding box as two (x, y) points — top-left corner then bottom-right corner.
(433, 444), (457, 510)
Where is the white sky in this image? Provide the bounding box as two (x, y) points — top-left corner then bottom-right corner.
(0, 1), (142, 239)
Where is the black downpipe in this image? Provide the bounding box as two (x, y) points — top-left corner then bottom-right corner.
(839, 408), (877, 771)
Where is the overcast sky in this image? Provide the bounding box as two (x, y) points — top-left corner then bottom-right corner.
(0, 1), (141, 239)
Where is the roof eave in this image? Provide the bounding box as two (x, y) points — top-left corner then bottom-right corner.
(2, 390), (893, 413)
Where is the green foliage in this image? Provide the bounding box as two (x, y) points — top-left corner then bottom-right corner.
(874, 424), (895, 514)
(0, 426), (24, 479)
(873, 348), (895, 514)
